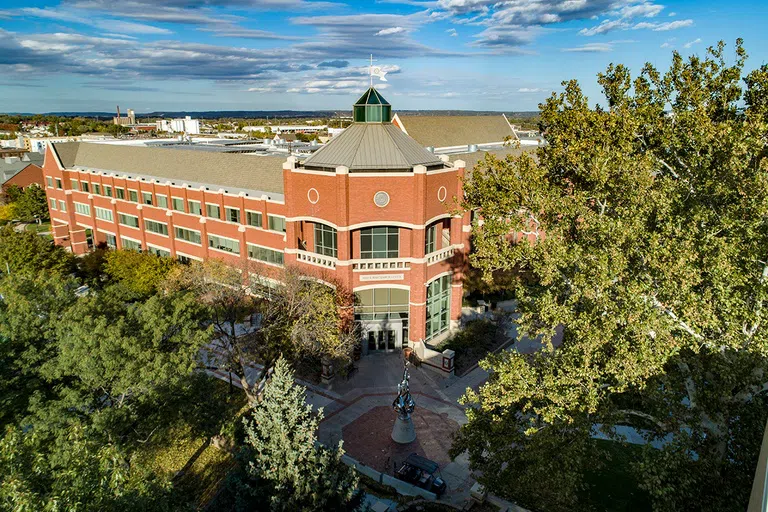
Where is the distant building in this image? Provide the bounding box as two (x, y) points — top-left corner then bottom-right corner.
(1, 152), (45, 197)
(157, 116), (200, 135)
(113, 107), (136, 126)
(0, 147), (27, 159)
(267, 124), (327, 133)
(25, 136), (80, 153)
(43, 87), (470, 364)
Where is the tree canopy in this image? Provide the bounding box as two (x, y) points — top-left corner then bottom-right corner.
(453, 40), (768, 511)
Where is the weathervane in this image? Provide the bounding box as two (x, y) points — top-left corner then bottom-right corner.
(369, 54), (388, 87)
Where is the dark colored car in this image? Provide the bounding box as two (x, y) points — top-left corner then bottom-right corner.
(395, 453), (447, 497)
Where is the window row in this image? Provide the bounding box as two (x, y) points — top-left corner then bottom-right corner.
(103, 232), (284, 267)
(56, 182), (286, 233)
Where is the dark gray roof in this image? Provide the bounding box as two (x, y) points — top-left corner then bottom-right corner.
(51, 142), (285, 195)
(396, 115), (516, 149)
(302, 123), (444, 171)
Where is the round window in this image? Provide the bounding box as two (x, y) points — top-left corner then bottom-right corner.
(307, 188), (320, 204)
(373, 191), (390, 208)
(437, 186), (447, 202)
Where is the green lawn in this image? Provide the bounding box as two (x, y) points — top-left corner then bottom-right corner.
(134, 376), (248, 510)
(25, 221), (51, 234)
(582, 439), (652, 511)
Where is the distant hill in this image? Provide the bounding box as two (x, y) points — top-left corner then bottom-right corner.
(3, 110), (539, 120)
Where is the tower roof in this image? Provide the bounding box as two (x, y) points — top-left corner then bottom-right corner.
(302, 123), (445, 172)
(354, 87), (390, 106)
(353, 87), (392, 123)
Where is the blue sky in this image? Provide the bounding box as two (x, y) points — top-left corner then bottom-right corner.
(0, 0), (765, 113)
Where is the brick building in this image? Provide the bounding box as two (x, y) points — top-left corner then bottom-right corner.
(43, 88), (470, 355)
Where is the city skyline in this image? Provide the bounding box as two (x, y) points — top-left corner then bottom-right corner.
(1, 0), (765, 113)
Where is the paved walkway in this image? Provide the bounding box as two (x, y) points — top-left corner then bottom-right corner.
(314, 353), (475, 506)
(202, 311), (551, 508)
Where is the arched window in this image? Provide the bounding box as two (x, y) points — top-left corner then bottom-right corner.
(314, 223), (337, 257)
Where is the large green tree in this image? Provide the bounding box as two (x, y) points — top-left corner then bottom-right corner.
(103, 249), (179, 297)
(236, 357), (360, 511)
(0, 274), (77, 428)
(0, 424), (171, 512)
(42, 286), (213, 445)
(452, 40), (768, 511)
(0, 226), (75, 277)
(15, 184), (49, 222)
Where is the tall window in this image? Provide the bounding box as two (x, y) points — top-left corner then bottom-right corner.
(248, 244), (284, 266)
(314, 223), (337, 257)
(225, 207), (240, 223)
(142, 192), (153, 205)
(93, 183), (101, 195)
(148, 246), (170, 257)
(49, 198), (56, 210)
(74, 202), (90, 216)
(46, 177), (53, 188)
(426, 274), (451, 341)
(175, 227), (201, 245)
(172, 197), (185, 212)
(425, 224), (437, 254)
(246, 211), (262, 227)
(360, 226), (398, 259)
(145, 219), (169, 236)
(70, 179), (79, 191)
(188, 200), (202, 215)
(94, 207), (113, 222)
(104, 185), (113, 197)
(55, 179), (62, 189)
(156, 195), (168, 208)
(81, 181), (90, 193)
(118, 213), (139, 228)
(354, 288), (409, 321)
(105, 233), (116, 249)
(206, 203), (220, 219)
(115, 188), (125, 200)
(128, 190), (138, 202)
(268, 215), (286, 233)
(121, 238), (141, 251)
(208, 234), (240, 254)
(58, 200), (66, 212)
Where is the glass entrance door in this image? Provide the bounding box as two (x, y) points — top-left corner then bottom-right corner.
(364, 322), (402, 353)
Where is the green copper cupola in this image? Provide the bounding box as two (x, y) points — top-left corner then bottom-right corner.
(353, 87), (391, 123)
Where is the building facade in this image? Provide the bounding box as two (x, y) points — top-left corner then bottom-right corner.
(42, 88), (470, 355)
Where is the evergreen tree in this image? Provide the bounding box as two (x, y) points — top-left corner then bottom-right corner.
(239, 358), (360, 511)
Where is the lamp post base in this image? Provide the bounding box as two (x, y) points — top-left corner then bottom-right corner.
(391, 416), (416, 444)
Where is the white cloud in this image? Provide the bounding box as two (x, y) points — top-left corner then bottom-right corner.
(683, 37), (701, 48)
(633, 19), (693, 31)
(618, 2), (663, 19)
(562, 42), (613, 53)
(517, 87), (546, 93)
(660, 42), (672, 48)
(446, 28), (458, 36)
(579, 19), (629, 36)
(375, 26), (407, 36)
(668, 12), (677, 16)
